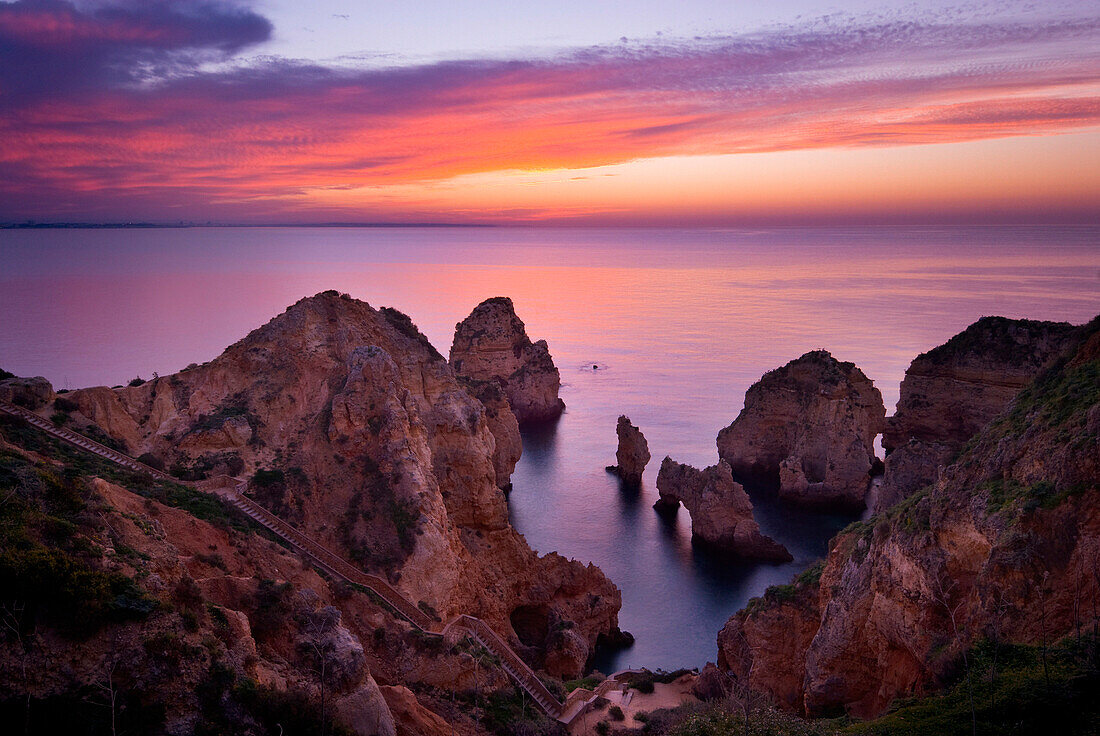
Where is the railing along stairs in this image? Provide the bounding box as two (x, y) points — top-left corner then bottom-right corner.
(0, 399), (570, 720)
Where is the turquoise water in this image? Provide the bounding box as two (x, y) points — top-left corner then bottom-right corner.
(2, 225), (1097, 670)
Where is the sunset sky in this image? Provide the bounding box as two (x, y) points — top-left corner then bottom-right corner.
(2, 0), (1098, 225)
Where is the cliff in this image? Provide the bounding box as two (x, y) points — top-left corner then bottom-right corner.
(655, 457), (791, 561)
(717, 350), (885, 508)
(875, 316), (1077, 514)
(58, 291), (619, 678)
(449, 297), (565, 425)
(717, 316), (1100, 718)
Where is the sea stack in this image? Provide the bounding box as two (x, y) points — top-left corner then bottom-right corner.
(716, 350), (885, 509)
(874, 316), (1077, 514)
(608, 415), (650, 487)
(449, 297), (565, 425)
(654, 457), (791, 561)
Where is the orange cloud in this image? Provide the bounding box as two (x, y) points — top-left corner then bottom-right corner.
(1, 7), (1098, 222)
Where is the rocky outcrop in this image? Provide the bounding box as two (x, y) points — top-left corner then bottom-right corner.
(458, 377), (522, 490)
(449, 297), (565, 424)
(63, 291), (619, 677)
(717, 350), (885, 509)
(871, 438), (951, 515)
(692, 662), (733, 701)
(608, 415), (650, 487)
(717, 316), (1100, 718)
(875, 316), (1076, 514)
(655, 457), (791, 561)
(0, 375), (54, 409)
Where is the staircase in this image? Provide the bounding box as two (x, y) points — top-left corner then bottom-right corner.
(0, 400), (567, 720)
(0, 400), (177, 482)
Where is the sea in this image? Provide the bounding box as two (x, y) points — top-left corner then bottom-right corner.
(2, 225), (1097, 671)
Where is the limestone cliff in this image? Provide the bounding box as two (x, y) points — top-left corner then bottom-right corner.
(717, 350), (885, 508)
(61, 291), (619, 677)
(875, 316), (1076, 514)
(609, 415), (650, 487)
(655, 457), (791, 561)
(718, 316), (1100, 718)
(449, 297), (565, 425)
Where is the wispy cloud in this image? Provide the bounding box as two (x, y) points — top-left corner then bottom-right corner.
(0, 0), (1097, 221)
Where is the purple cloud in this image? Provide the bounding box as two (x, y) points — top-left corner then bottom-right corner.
(0, 0), (271, 102)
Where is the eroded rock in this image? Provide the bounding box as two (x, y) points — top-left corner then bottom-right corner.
(449, 297), (565, 424)
(717, 316), (1100, 718)
(874, 316), (1076, 514)
(65, 291), (619, 677)
(608, 415), (650, 487)
(655, 457), (791, 561)
(717, 350), (885, 509)
(0, 375), (54, 409)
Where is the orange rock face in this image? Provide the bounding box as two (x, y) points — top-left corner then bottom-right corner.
(717, 317), (1100, 718)
(655, 457), (791, 561)
(66, 291), (619, 677)
(449, 297), (565, 425)
(612, 415), (650, 487)
(717, 350), (885, 509)
(875, 316), (1076, 515)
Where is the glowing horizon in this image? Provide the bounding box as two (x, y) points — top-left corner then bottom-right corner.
(1, 0), (1098, 225)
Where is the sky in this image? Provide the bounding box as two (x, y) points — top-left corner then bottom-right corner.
(1, 0), (1098, 225)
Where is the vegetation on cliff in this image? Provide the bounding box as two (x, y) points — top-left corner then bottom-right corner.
(716, 314), (1100, 723)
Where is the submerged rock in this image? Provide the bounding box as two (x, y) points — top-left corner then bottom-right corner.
(608, 415), (650, 487)
(449, 297), (565, 424)
(717, 350), (885, 509)
(655, 457), (791, 561)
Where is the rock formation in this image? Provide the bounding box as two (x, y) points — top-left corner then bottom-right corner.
(449, 297), (565, 424)
(716, 350), (885, 508)
(874, 316), (1077, 514)
(456, 376), (522, 490)
(717, 316), (1100, 718)
(654, 457), (791, 561)
(608, 415), (650, 487)
(60, 291), (619, 678)
(0, 374), (54, 408)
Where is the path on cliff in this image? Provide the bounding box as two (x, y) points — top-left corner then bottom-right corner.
(0, 399), (596, 722)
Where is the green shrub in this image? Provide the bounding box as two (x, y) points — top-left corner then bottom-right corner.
(609, 705), (625, 721)
(0, 544), (155, 636)
(252, 468), (286, 488)
(128, 376), (146, 387)
(53, 397), (79, 413)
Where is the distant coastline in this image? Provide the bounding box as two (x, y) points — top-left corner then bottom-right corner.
(0, 221), (494, 229)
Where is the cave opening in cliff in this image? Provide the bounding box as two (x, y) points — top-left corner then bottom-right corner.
(510, 604), (551, 647)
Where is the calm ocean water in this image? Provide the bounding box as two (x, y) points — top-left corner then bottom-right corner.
(2, 226), (1098, 670)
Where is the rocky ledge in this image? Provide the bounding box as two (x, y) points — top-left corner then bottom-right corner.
(654, 457), (791, 561)
(449, 296), (565, 425)
(717, 350), (885, 509)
